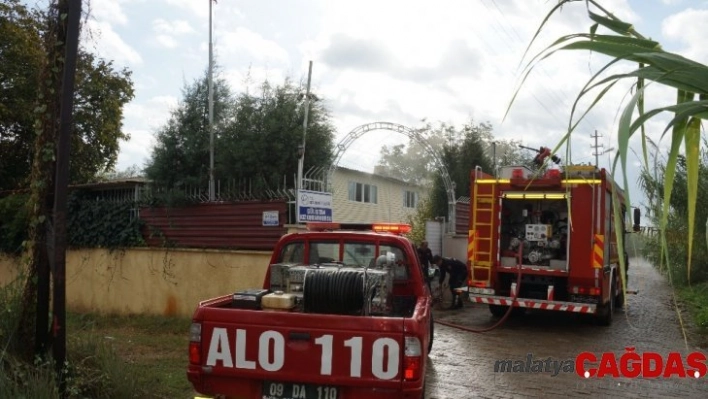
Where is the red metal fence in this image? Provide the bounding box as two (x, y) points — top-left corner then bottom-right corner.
(140, 201), (288, 251)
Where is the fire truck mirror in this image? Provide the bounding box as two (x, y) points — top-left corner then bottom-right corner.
(633, 208), (641, 232)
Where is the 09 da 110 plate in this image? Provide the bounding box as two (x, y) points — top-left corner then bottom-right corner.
(262, 380), (338, 399)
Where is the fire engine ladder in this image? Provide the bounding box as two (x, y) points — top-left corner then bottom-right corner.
(470, 167), (496, 287)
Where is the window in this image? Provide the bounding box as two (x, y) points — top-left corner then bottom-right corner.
(403, 190), (417, 208)
(343, 242), (375, 267)
(277, 241), (304, 264)
(348, 181), (378, 204)
(309, 241), (340, 264)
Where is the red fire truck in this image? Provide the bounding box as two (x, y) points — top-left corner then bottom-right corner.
(465, 148), (640, 325)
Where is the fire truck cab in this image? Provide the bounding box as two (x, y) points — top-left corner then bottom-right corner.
(465, 161), (639, 326)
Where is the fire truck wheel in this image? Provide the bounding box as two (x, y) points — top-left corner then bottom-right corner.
(428, 315), (434, 354)
(596, 282), (615, 326)
(615, 284), (625, 309)
(489, 304), (508, 318)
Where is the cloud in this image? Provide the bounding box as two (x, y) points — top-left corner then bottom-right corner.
(155, 35), (178, 49)
(84, 20), (143, 66)
(123, 95), (179, 131)
(320, 35), (481, 82)
(218, 27), (290, 64)
(116, 129), (154, 171)
(89, 0), (129, 26)
(662, 8), (708, 63)
(162, 0), (245, 20)
(321, 34), (395, 71)
(153, 18), (195, 35)
(151, 19), (196, 49)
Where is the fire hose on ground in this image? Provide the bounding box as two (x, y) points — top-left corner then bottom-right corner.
(434, 243), (525, 333)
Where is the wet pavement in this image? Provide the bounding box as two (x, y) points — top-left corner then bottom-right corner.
(425, 258), (708, 398)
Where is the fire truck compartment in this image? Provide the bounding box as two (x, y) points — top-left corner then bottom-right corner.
(499, 195), (569, 270)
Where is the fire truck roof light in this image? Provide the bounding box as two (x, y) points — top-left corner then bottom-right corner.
(563, 179), (601, 184)
(371, 223), (412, 234)
(503, 192), (567, 200)
(305, 222), (411, 235)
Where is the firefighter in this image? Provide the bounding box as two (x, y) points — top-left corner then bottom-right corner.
(432, 255), (468, 309)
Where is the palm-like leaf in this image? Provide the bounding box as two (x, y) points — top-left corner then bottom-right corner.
(509, 0), (708, 283)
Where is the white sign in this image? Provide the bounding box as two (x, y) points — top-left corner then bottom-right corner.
(262, 210), (280, 227)
(297, 190), (333, 223)
(205, 328), (401, 379)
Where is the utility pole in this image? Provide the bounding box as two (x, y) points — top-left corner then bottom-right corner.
(492, 141), (497, 178)
(591, 130), (603, 167)
(208, 0), (215, 201)
(297, 61), (313, 198)
(53, 0), (81, 395)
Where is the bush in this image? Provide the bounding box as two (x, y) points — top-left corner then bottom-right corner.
(0, 262), (25, 355)
(63, 335), (140, 398)
(67, 191), (145, 249)
(0, 194), (30, 254)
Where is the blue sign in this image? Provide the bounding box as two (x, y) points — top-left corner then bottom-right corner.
(297, 190), (333, 223)
(262, 210), (279, 226)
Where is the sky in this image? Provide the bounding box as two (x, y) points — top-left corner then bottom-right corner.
(69, 0), (708, 210)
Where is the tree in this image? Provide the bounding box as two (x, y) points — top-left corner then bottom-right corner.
(145, 69), (233, 188)
(0, 0), (44, 190)
(429, 121), (494, 219)
(513, 0), (708, 283)
(375, 122), (451, 184)
(146, 73), (336, 193)
(218, 78), (335, 191)
(0, 0), (134, 191)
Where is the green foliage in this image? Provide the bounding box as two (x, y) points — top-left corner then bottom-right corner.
(0, 336), (141, 398)
(638, 142), (708, 285)
(146, 70), (336, 192)
(67, 191), (145, 249)
(145, 68), (233, 188)
(2, 278), (142, 398)
(220, 78), (335, 191)
(62, 335), (140, 398)
(430, 121), (494, 219)
(0, 1), (134, 191)
(70, 53), (135, 183)
(678, 283), (708, 330)
(406, 196), (434, 244)
(514, 0), (708, 283)
(0, 191), (145, 254)
(0, 358), (58, 399)
(0, 263), (24, 354)
(0, 194), (29, 253)
(0, 0), (44, 191)
(375, 120), (533, 223)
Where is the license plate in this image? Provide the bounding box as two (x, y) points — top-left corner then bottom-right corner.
(262, 381), (339, 399)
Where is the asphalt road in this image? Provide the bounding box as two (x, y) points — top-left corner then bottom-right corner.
(426, 258), (708, 398)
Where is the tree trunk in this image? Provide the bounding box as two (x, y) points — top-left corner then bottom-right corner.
(16, 0), (67, 362)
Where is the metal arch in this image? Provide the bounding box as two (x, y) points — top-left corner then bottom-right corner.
(328, 121), (457, 232)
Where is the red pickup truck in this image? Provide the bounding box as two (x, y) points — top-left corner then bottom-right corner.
(187, 222), (433, 399)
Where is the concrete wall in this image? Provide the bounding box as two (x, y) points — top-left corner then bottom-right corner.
(0, 248), (272, 317)
(443, 234), (469, 262)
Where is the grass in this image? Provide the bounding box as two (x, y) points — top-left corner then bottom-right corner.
(676, 282), (708, 346)
(66, 312), (195, 398)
